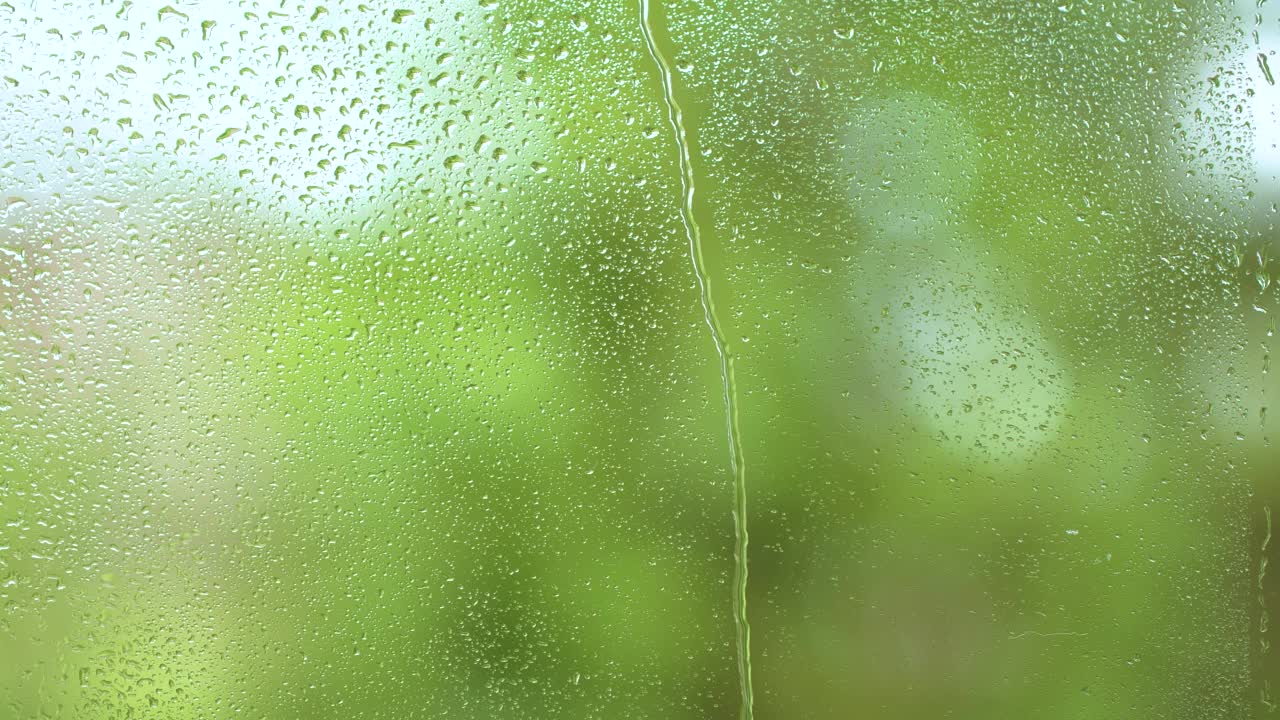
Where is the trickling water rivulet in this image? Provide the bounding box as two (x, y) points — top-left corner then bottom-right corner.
(637, 1), (754, 718)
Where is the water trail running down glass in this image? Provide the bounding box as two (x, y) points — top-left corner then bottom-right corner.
(636, 1), (754, 717)
(1262, 505), (1274, 711)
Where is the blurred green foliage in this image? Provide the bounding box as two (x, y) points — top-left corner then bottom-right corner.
(0, 0), (1277, 718)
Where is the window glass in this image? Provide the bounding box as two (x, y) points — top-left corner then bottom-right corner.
(0, 1), (1275, 718)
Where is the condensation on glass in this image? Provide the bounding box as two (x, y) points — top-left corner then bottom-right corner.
(0, 0), (1276, 718)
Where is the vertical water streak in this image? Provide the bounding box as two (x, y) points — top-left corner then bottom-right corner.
(1262, 505), (1274, 711)
(636, 1), (753, 717)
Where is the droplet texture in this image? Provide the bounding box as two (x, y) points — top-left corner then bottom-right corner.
(637, 0), (753, 716)
(1, 0), (1276, 718)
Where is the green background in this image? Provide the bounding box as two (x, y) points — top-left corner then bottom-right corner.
(0, 0), (1277, 717)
